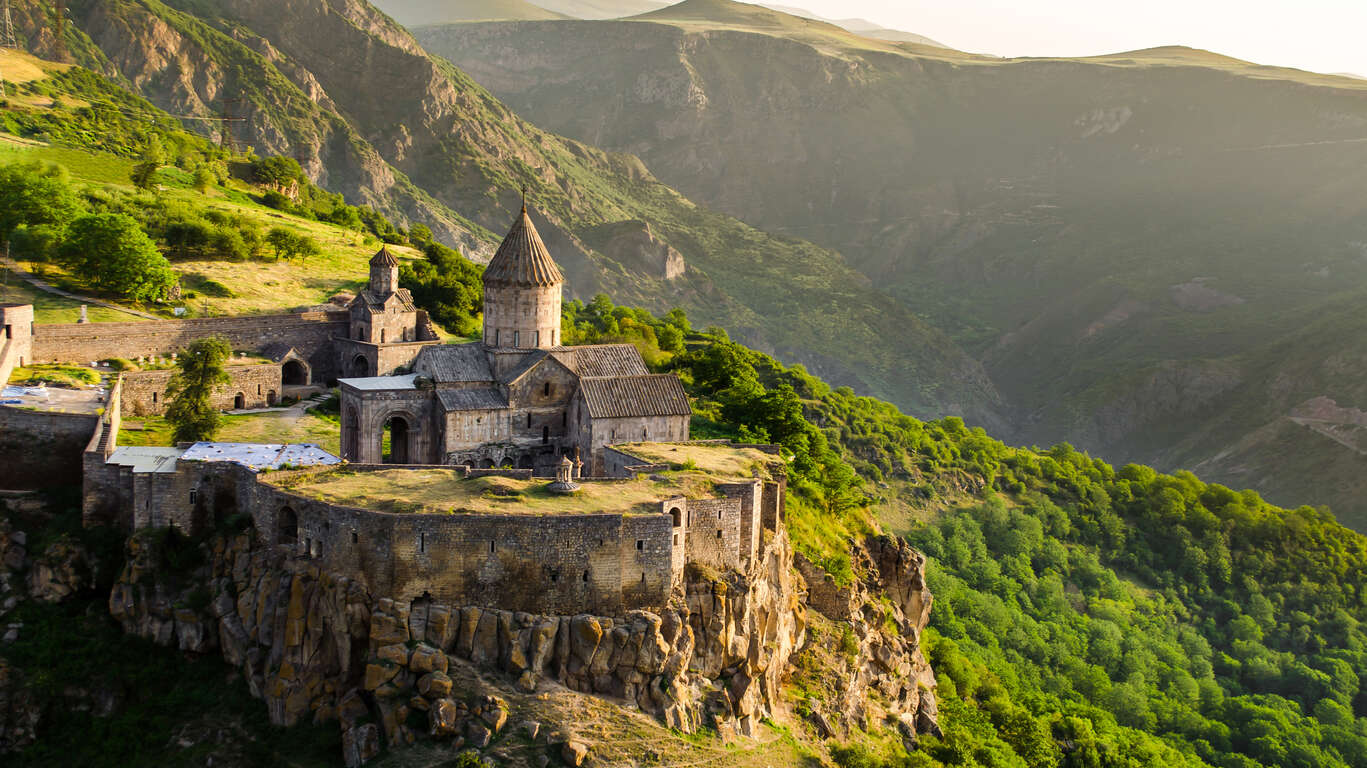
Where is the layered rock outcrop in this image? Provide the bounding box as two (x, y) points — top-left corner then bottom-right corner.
(795, 534), (939, 747)
(108, 524), (807, 763)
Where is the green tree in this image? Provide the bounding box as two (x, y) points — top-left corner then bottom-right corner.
(164, 336), (232, 444)
(58, 214), (176, 302)
(130, 138), (167, 191)
(191, 166), (215, 193)
(0, 161), (83, 239)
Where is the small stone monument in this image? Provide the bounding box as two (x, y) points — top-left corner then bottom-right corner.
(547, 456), (580, 494)
(78, 305), (88, 323)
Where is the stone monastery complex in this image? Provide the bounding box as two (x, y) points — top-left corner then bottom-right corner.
(1, 205), (782, 617)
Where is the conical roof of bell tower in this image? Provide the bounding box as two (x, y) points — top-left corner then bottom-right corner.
(483, 204), (565, 287)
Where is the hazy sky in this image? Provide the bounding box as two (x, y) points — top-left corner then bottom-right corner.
(789, 0), (1367, 76)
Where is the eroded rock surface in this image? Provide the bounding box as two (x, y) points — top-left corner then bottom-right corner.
(109, 526), (809, 763)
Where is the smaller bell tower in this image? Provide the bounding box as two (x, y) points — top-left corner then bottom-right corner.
(369, 246), (399, 296)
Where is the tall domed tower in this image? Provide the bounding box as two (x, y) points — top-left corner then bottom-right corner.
(482, 203), (565, 350)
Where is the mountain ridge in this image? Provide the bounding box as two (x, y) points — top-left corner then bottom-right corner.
(415, 6), (1367, 529)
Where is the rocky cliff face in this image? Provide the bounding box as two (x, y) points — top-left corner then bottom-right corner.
(795, 535), (938, 748)
(106, 523), (829, 764)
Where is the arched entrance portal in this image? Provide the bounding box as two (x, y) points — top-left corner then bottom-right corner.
(384, 415), (411, 464)
(282, 360), (309, 385)
(351, 355), (369, 378)
(233, 392), (245, 410)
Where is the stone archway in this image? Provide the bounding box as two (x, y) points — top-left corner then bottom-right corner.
(351, 354), (369, 378)
(282, 359), (309, 385)
(233, 392), (245, 410)
(384, 414), (412, 464)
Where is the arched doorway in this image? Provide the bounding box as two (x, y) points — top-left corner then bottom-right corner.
(267, 390), (278, 406)
(384, 415), (411, 464)
(277, 506), (298, 546)
(282, 360), (308, 385)
(351, 354), (369, 377)
(233, 392), (245, 410)
(478, 459), (494, 469)
(670, 507), (682, 528)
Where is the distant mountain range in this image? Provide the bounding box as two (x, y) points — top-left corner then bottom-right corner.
(415, 0), (1367, 530)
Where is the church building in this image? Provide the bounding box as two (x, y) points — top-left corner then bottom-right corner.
(337, 204), (691, 475)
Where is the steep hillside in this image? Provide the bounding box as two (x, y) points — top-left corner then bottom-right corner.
(369, 0), (570, 25)
(415, 1), (1367, 528)
(1, 0), (1004, 426)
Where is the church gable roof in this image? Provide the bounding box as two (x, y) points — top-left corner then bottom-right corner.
(437, 388), (508, 412)
(551, 344), (649, 378)
(416, 343), (494, 383)
(483, 206), (565, 287)
(577, 374), (691, 419)
(352, 288), (417, 313)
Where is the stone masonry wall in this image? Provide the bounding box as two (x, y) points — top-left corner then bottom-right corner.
(1, 304), (35, 387)
(684, 497), (742, 572)
(252, 479), (675, 616)
(121, 364), (283, 416)
(0, 405), (99, 489)
(31, 312), (348, 381)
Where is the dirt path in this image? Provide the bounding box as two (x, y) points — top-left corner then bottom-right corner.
(1, 257), (160, 320)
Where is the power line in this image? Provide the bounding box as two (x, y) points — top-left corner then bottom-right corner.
(219, 97), (244, 151)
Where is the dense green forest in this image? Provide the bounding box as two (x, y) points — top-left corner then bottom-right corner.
(557, 294), (1367, 768)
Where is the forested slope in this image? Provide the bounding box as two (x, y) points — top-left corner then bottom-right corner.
(564, 297), (1367, 767)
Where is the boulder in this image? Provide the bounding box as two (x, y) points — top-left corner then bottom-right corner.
(561, 740), (589, 766)
(342, 723), (380, 768)
(428, 697), (461, 738)
(417, 670), (452, 698)
(466, 721), (492, 748)
(409, 644), (447, 674)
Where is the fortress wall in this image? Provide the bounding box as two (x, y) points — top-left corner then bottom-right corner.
(619, 513), (675, 609)
(121, 364), (282, 416)
(717, 480), (764, 568)
(685, 497), (742, 572)
(1, 304), (35, 386)
(761, 476), (787, 532)
(31, 312), (348, 380)
(0, 405), (99, 489)
(251, 481), (674, 615)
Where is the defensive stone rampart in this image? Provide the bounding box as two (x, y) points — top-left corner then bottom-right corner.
(31, 311), (348, 380)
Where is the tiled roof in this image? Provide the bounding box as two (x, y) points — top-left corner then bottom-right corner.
(354, 288), (417, 312)
(551, 344), (649, 378)
(499, 349), (550, 384)
(416, 344), (494, 383)
(437, 388), (509, 412)
(483, 206), (565, 287)
(578, 374), (691, 419)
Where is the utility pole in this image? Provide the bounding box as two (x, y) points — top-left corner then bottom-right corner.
(51, 0), (67, 63)
(1, 0), (17, 100)
(219, 96), (244, 153)
(1, 0), (18, 49)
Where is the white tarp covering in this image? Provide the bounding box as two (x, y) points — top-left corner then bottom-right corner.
(180, 442), (341, 472)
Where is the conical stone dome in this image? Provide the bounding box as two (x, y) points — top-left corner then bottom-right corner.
(483, 206), (565, 287)
(369, 246), (399, 268)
